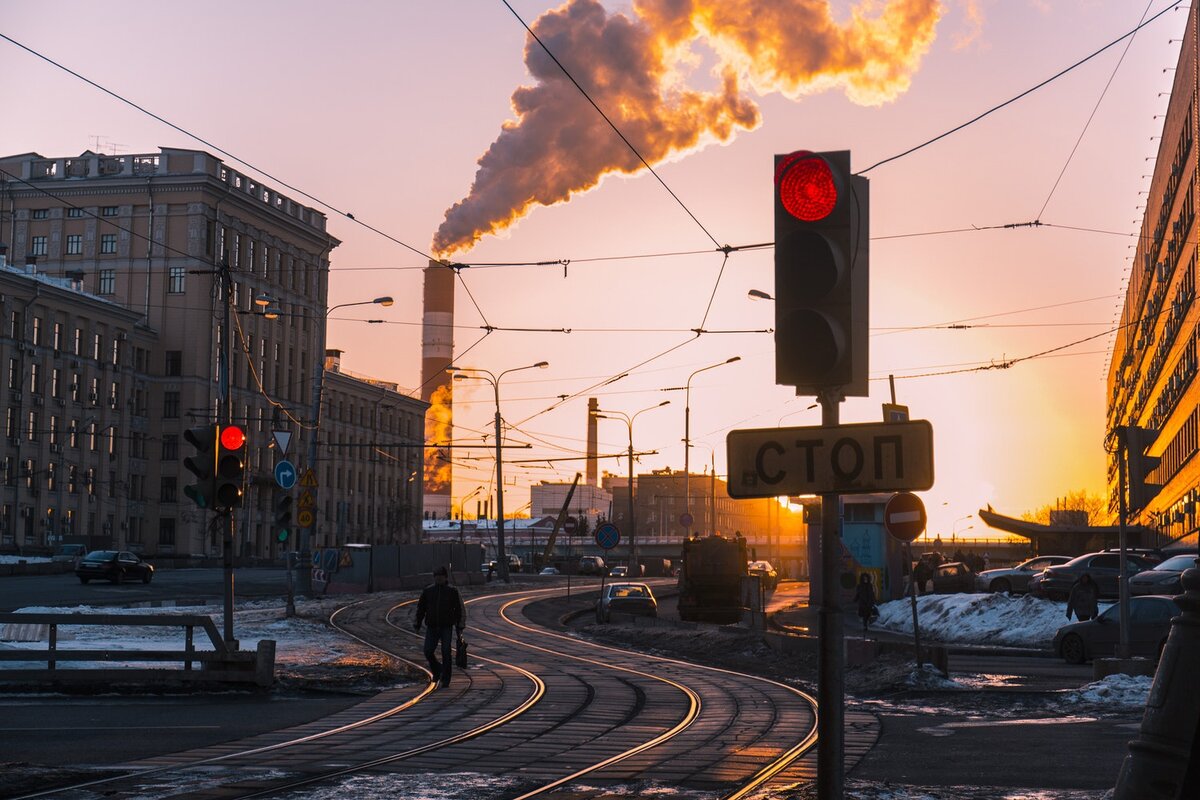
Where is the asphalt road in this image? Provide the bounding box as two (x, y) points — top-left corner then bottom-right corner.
(0, 567), (292, 612)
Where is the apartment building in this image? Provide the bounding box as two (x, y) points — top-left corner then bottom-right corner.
(0, 147), (425, 558)
(1106, 6), (1200, 550)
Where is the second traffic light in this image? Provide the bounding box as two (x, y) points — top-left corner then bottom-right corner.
(773, 149), (869, 396)
(214, 424), (247, 511)
(1125, 425), (1161, 512)
(183, 424), (218, 509)
(274, 492), (294, 543)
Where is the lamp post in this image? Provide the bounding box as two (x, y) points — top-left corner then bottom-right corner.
(594, 400), (670, 576)
(447, 361), (549, 583)
(678, 357), (739, 539)
(953, 514), (974, 540)
(298, 295), (393, 595)
(459, 485), (483, 545)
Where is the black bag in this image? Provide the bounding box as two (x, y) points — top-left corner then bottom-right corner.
(455, 634), (468, 669)
(869, 605), (880, 624)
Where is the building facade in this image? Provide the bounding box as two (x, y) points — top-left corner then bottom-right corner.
(1105, 8), (1200, 551)
(0, 147), (424, 558)
(529, 480), (612, 533)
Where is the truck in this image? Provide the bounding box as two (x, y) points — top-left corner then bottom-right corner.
(677, 533), (749, 623)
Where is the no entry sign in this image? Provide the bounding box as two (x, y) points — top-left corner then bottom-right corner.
(884, 492), (926, 542)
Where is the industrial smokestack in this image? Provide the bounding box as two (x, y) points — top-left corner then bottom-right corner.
(587, 398), (599, 487)
(421, 260), (456, 522)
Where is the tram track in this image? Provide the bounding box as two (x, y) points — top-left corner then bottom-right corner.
(17, 583), (828, 799)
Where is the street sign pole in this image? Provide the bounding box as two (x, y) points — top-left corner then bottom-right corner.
(817, 390), (843, 800)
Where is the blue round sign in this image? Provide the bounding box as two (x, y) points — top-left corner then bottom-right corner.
(274, 460), (297, 490)
(594, 523), (621, 551)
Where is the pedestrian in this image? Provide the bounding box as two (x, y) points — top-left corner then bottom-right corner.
(486, 561), (495, 582)
(982, 550), (992, 570)
(414, 566), (466, 688)
(913, 557), (933, 594)
(853, 572), (877, 632)
(1066, 573), (1099, 622)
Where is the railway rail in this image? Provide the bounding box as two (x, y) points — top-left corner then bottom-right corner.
(14, 584), (859, 799)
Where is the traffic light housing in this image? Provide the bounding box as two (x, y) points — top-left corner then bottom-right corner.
(214, 424), (247, 511)
(183, 424), (218, 509)
(274, 492), (294, 543)
(1126, 425), (1161, 512)
(773, 149), (869, 396)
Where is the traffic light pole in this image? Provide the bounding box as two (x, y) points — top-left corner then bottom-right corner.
(219, 261), (236, 648)
(816, 389), (845, 800)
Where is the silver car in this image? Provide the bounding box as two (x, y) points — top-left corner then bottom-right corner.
(975, 555), (1072, 594)
(1130, 553), (1196, 596)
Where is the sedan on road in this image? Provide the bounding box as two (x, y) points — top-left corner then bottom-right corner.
(747, 560), (779, 590)
(975, 555), (1072, 594)
(929, 562), (977, 594)
(1130, 553), (1196, 596)
(1053, 595), (1177, 664)
(75, 550), (155, 584)
(596, 582), (657, 622)
(1032, 551), (1158, 600)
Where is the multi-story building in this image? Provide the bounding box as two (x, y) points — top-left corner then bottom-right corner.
(529, 480), (612, 533)
(1105, 6), (1200, 550)
(0, 147), (425, 558)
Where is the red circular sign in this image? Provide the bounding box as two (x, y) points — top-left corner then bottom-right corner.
(884, 492), (927, 542)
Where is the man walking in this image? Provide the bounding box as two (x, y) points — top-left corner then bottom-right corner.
(414, 566), (466, 688)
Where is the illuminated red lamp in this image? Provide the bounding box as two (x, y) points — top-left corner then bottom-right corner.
(775, 151), (838, 222)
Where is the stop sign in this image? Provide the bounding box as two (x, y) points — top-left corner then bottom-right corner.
(563, 516), (578, 534)
(884, 492), (926, 542)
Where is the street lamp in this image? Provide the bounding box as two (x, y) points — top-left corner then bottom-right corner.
(679, 357), (739, 538)
(447, 361), (549, 583)
(459, 485), (484, 545)
(299, 295), (394, 594)
(953, 513), (974, 539)
(593, 400), (670, 576)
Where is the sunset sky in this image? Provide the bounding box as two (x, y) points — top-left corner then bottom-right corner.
(0, 1), (1183, 540)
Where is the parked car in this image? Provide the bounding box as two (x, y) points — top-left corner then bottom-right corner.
(75, 550), (154, 584)
(1032, 551), (1159, 600)
(609, 565), (629, 578)
(747, 560), (779, 590)
(52, 544), (87, 565)
(596, 582), (658, 622)
(929, 561), (977, 594)
(1053, 595), (1177, 664)
(539, 566), (560, 575)
(975, 555), (1072, 594)
(1130, 553), (1197, 596)
(579, 555), (607, 575)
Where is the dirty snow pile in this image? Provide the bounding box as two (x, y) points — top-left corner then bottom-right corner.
(1062, 673), (1153, 707)
(874, 593), (1111, 649)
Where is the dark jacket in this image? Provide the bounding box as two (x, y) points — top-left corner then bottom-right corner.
(1066, 578), (1099, 620)
(416, 583), (466, 630)
(853, 581), (876, 615)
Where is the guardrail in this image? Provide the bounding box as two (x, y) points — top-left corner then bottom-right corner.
(0, 612), (275, 688)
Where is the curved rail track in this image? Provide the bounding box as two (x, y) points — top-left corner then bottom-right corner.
(18, 583), (867, 799)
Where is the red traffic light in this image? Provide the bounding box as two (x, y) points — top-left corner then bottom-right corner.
(220, 425), (245, 450)
(775, 151), (838, 222)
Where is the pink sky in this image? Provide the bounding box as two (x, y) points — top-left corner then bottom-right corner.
(0, 1), (1182, 539)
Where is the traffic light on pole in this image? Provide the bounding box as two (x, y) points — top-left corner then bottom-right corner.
(183, 424), (218, 509)
(214, 424), (247, 511)
(773, 150), (869, 396)
(1126, 425), (1161, 512)
(274, 492), (294, 543)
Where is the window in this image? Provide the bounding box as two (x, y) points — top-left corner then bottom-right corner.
(26, 411), (38, 441)
(63, 234), (83, 255)
(73, 327), (82, 355)
(91, 334), (101, 361)
(68, 420), (78, 448)
(48, 416), (58, 445)
(47, 463), (56, 492)
(163, 391), (180, 418)
(101, 206), (118, 217)
(32, 317), (42, 345)
(168, 267), (185, 293)
(165, 350), (182, 376)
(161, 434), (178, 460)
(158, 518), (176, 546)
(99, 269), (115, 295)
(53, 322), (63, 352)
(67, 208), (83, 218)
(160, 477), (177, 503)
(111, 338), (120, 365)
(30, 236), (48, 256)
(28, 363), (39, 395)
(51, 368), (60, 398)
(68, 465), (78, 494)
(32, 209), (48, 219)
(7, 358), (17, 390)
(100, 234), (117, 254)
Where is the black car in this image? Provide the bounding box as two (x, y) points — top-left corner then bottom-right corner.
(1053, 595), (1177, 664)
(596, 582), (658, 622)
(1130, 553), (1197, 596)
(747, 560), (779, 590)
(1032, 551), (1157, 600)
(75, 550), (155, 584)
(928, 561), (976, 594)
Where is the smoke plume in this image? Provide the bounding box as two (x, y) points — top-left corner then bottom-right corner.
(433, 0), (943, 256)
(423, 383), (454, 494)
